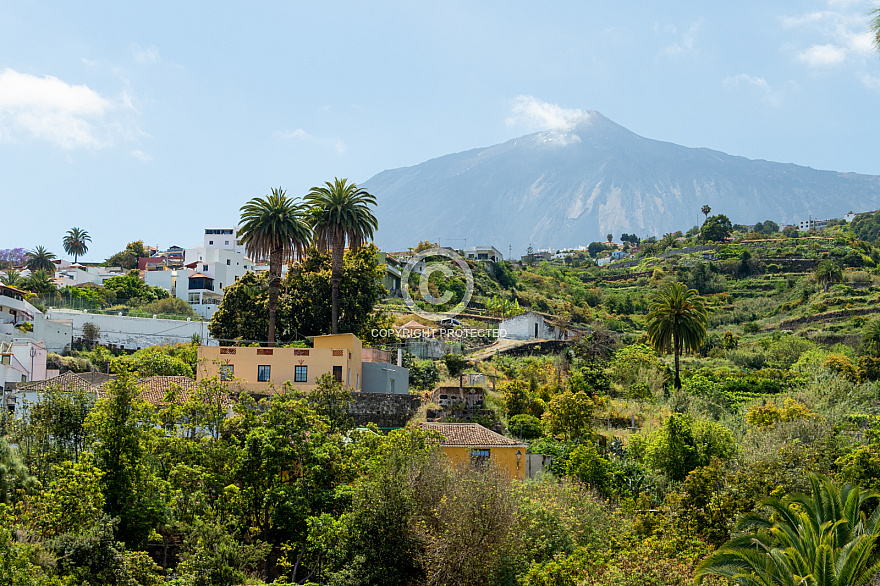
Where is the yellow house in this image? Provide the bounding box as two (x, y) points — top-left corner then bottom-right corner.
(197, 333), (363, 393)
(420, 422), (528, 480)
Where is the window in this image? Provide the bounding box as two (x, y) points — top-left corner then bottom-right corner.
(225, 240), (230, 245)
(333, 366), (342, 382)
(21, 375), (27, 382)
(227, 259), (231, 265)
(348, 368), (351, 385)
(203, 265), (208, 271)
(0, 355), (9, 365)
(471, 449), (490, 467)
(356, 373), (359, 390)
(221, 364), (234, 381)
(295, 365), (307, 382)
(390, 378), (395, 393)
(209, 240), (213, 245)
(257, 365), (271, 382)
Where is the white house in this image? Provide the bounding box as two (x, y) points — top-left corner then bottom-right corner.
(500, 311), (574, 341)
(144, 231), (255, 319)
(463, 246), (504, 263)
(51, 260), (125, 287)
(798, 218), (829, 232)
(0, 339), (48, 391)
(1, 285), (73, 352)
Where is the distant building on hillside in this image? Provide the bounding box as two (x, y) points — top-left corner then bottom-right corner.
(798, 218), (829, 232)
(463, 245), (503, 263)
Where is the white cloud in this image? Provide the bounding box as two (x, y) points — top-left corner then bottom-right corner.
(0, 68), (141, 149)
(505, 95), (592, 131)
(278, 128), (346, 154)
(722, 74), (784, 106)
(130, 149), (152, 162)
(782, 4), (874, 66)
(860, 74), (880, 92)
(798, 43), (847, 65)
(132, 43), (160, 64)
(660, 20), (702, 57)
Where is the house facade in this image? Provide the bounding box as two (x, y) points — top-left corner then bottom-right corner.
(420, 422), (528, 480)
(197, 333), (364, 393)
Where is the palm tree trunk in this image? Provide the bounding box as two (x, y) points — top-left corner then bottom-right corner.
(330, 233), (344, 335)
(268, 247), (281, 346)
(673, 333), (681, 391)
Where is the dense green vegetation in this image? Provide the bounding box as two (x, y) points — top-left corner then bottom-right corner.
(6, 215), (880, 584)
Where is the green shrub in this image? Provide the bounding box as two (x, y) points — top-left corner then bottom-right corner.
(629, 413), (736, 481)
(565, 442), (612, 493)
(509, 414), (543, 439)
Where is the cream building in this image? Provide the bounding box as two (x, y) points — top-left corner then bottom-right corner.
(197, 333), (363, 393)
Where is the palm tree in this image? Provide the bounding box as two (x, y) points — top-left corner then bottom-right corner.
(0, 270), (26, 289)
(646, 281), (708, 390)
(701, 204), (711, 219)
(873, 7), (880, 52)
(238, 187), (312, 346)
(25, 246), (56, 273)
(305, 178), (378, 334)
(815, 259), (843, 292)
(695, 475), (880, 586)
(62, 227), (91, 263)
(24, 269), (58, 298)
(863, 318), (880, 357)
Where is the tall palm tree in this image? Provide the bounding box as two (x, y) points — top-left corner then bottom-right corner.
(62, 227), (91, 263)
(695, 475), (880, 586)
(238, 187), (312, 346)
(646, 281), (708, 390)
(26, 246), (56, 273)
(815, 259), (843, 292)
(305, 178), (378, 334)
(701, 204), (711, 220)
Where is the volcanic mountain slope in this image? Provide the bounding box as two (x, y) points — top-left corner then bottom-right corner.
(363, 112), (880, 252)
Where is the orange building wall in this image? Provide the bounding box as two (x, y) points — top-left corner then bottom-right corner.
(441, 445), (527, 480)
(197, 333), (363, 393)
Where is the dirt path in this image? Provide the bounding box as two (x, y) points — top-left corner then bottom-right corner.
(467, 338), (545, 362)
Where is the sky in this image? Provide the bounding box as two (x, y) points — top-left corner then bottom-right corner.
(2, 0), (880, 261)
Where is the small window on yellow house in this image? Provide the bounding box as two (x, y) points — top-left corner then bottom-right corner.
(471, 449), (490, 467)
(220, 364), (234, 381)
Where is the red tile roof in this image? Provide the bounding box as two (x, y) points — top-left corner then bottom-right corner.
(419, 422), (526, 447)
(17, 371), (102, 392)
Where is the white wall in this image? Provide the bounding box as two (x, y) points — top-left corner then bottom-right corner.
(46, 308), (217, 350)
(500, 311), (563, 341)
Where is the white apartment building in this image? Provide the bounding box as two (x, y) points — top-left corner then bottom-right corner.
(145, 230), (255, 319)
(798, 218), (829, 232)
(203, 228), (245, 255)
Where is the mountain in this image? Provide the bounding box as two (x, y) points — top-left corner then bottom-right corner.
(362, 112), (880, 254)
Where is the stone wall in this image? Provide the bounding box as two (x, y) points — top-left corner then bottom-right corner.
(349, 392), (421, 428)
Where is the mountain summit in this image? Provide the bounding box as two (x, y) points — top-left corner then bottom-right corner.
(363, 112), (880, 252)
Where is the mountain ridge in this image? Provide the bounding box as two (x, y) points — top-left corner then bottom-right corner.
(362, 112), (880, 253)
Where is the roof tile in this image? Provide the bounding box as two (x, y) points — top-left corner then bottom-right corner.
(419, 422), (526, 447)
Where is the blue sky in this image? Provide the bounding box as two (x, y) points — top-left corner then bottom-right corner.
(2, 0), (880, 261)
